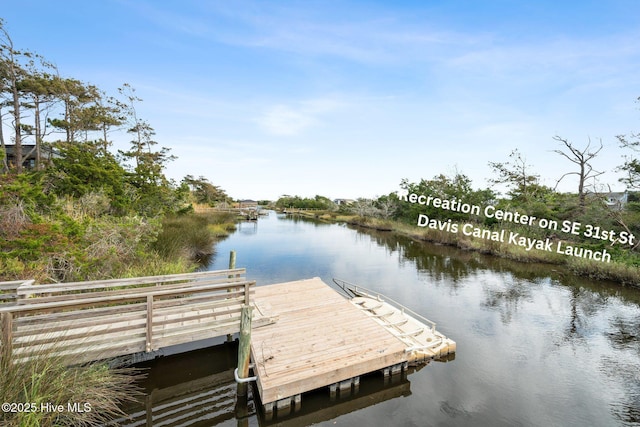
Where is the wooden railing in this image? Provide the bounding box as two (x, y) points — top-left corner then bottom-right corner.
(0, 270), (254, 364)
(0, 280), (33, 306)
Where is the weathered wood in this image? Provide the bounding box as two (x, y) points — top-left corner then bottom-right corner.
(251, 278), (408, 406)
(146, 295), (153, 352)
(16, 277), (247, 305)
(14, 273), (246, 308)
(236, 304), (253, 397)
(244, 281), (251, 305)
(15, 302), (147, 327)
(227, 250), (237, 343)
(0, 280), (33, 306)
(17, 269), (245, 295)
(151, 305), (243, 328)
(0, 270), (255, 365)
(2, 280), (255, 314)
(1, 312), (13, 359)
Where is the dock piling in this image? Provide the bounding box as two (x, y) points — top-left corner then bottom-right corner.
(227, 250), (237, 343)
(229, 250), (237, 271)
(236, 304), (253, 398)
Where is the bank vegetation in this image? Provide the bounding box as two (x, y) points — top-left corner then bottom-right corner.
(276, 165), (640, 287)
(0, 21), (240, 425)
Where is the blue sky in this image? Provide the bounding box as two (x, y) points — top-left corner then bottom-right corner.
(3, 1), (640, 200)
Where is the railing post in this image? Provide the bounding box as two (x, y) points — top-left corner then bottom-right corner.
(1, 311), (13, 361)
(146, 295), (153, 352)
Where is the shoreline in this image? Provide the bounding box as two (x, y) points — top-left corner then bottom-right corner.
(280, 209), (640, 288)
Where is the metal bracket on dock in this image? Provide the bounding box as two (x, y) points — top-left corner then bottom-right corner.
(234, 367), (257, 384)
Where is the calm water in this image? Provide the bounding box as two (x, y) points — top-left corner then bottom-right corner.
(133, 211), (640, 427)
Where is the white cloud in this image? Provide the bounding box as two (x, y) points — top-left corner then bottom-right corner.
(258, 105), (316, 136)
(257, 97), (347, 136)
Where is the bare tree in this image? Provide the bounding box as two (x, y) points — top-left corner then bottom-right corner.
(552, 135), (604, 209)
(0, 105), (8, 172)
(350, 198), (378, 217)
(375, 195), (397, 219)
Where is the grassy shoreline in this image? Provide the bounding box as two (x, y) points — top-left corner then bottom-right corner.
(284, 209), (640, 287)
(0, 211), (238, 426)
(153, 211), (237, 265)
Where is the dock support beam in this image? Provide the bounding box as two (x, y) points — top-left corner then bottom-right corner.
(329, 376), (360, 400)
(382, 362), (409, 384)
(262, 394), (301, 420)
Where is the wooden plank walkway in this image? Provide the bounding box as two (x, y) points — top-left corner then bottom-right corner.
(250, 278), (409, 410)
(0, 270), (258, 364)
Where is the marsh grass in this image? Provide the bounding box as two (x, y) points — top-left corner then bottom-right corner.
(567, 258), (640, 285)
(0, 343), (141, 426)
(326, 213), (639, 285)
(153, 212), (237, 261)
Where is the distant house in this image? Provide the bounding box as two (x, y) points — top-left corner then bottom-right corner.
(3, 144), (60, 169)
(604, 191), (628, 210)
(334, 199), (356, 206)
(238, 199), (258, 209)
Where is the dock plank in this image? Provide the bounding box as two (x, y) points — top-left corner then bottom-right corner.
(251, 278), (407, 405)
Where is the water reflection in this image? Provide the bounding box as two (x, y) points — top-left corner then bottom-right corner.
(605, 313), (640, 424)
(480, 274), (533, 325)
(116, 343), (241, 426)
(608, 315), (640, 351)
(237, 220), (258, 235)
(117, 341), (430, 426)
(258, 369), (415, 427)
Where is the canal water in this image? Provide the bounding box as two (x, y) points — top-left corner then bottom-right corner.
(132, 211), (640, 426)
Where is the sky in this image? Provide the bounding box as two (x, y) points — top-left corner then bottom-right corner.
(2, 1), (640, 200)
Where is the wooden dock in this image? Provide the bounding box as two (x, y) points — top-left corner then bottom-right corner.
(249, 278), (442, 414)
(1, 271), (455, 421)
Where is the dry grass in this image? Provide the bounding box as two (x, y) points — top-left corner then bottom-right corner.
(0, 342), (142, 426)
(567, 257), (640, 285)
(0, 199), (30, 238)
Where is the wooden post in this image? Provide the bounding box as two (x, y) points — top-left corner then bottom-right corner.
(227, 250), (236, 342)
(229, 250), (236, 271)
(244, 282), (250, 305)
(1, 312), (13, 361)
(146, 295), (153, 352)
(236, 304), (253, 397)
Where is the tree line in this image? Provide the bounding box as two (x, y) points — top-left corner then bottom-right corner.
(0, 20), (233, 282)
(277, 105), (640, 264)
(0, 20), (231, 214)
(3, 15), (639, 281)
